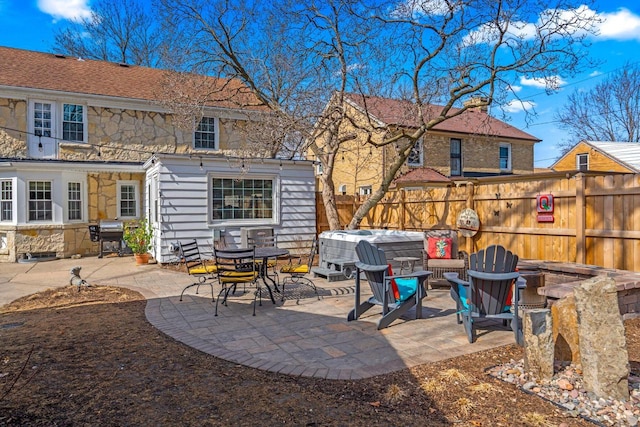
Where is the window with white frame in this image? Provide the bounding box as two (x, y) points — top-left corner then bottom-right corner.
(30, 101), (87, 142)
(68, 182), (82, 221)
(499, 143), (512, 171)
(194, 116), (218, 150)
(1, 180), (12, 221)
(211, 177), (274, 221)
(62, 104), (84, 142)
(407, 139), (423, 167)
(33, 102), (52, 137)
(117, 181), (139, 219)
(28, 181), (52, 221)
(576, 153), (589, 171)
(359, 185), (372, 196)
(450, 138), (462, 176)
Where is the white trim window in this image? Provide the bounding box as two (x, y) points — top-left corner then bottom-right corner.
(28, 180), (53, 221)
(499, 143), (512, 171)
(576, 153), (589, 171)
(194, 116), (219, 150)
(67, 182), (83, 221)
(1, 180), (12, 222)
(211, 177), (274, 222)
(407, 139), (423, 167)
(62, 104), (85, 142)
(359, 185), (372, 196)
(117, 181), (139, 219)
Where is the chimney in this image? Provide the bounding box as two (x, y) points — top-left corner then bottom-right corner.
(463, 96), (489, 113)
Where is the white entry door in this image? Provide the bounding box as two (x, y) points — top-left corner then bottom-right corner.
(28, 101), (57, 159)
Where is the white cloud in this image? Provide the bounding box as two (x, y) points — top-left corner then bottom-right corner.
(596, 8), (640, 41)
(520, 75), (567, 90)
(589, 70), (603, 77)
(510, 85), (523, 93)
(37, 0), (92, 22)
(504, 99), (536, 113)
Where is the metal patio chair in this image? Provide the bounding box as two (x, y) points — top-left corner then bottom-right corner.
(178, 240), (217, 302)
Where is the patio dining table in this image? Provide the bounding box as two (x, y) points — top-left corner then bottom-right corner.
(224, 246), (289, 304)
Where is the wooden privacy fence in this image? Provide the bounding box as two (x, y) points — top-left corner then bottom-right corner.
(316, 171), (640, 272)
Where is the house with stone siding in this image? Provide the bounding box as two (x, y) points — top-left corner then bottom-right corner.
(316, 93), (540, 195)
(0, 46), (316, 263)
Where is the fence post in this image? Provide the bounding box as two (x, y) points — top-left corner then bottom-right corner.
(466, 182), (475, 255)
(576, 173), (586, 264)
(400, 189), (406, 230)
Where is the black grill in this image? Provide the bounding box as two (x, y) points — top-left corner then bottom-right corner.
(89, 220), (124, 258)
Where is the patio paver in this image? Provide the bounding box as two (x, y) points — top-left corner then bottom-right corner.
(0, 256), (517, 379)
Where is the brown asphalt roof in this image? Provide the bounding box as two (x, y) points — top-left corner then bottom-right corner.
(394, 167), (451, 184)
(346, 93), (540, 142)
(0, 46), (266, 111)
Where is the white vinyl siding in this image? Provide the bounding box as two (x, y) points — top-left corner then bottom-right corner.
(148, 157), (315, 263)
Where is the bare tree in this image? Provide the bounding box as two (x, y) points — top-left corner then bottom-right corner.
(158, 0), (599, 230)
(52, 0), (162, 67)
(556, 64), (640, 151)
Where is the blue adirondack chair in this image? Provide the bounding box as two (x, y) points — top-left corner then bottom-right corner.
(347, 240), (431, 330)
(445, 245), (523, 344)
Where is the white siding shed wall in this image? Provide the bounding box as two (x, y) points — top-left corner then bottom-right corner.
(148, 156), (316, 263)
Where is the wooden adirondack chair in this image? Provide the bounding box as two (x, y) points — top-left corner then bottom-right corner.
(445, 245), (523, 344)
(347, 240), (431, 330)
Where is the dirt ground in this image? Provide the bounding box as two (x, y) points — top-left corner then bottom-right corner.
(0, 285), (637, 426)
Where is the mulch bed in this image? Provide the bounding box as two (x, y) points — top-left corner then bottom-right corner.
(1, 285), (636, 426)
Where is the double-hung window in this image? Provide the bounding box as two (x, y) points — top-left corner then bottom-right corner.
(499, 143), (512, 172)
(194, 117), (218, 150)
(407, 139), (423, 167)
(62, 104), (85, 142)
(28, 181), (52, 221)
(118, 181), (139, 219)
(576, 153), (588, 171)
(212, 177), (274, 221)
(1, 180), (12, 222)
(450, 138), (462, 176)
(68, 182), (82, 221)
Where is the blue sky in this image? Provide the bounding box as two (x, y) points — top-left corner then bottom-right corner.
(1, 1), (640, 167)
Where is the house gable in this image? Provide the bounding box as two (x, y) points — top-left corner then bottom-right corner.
(551, 140), (639, 173)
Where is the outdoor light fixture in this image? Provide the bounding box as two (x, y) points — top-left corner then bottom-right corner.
(199, 158), (203, 170)
(279, 160), (283, 170)
(38, 135), (43, 152)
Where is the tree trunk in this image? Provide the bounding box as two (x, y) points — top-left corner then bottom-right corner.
(321, 174), (342, 230)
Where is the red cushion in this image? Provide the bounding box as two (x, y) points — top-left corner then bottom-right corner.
(387, 264), (400, 300)
(427, 237), (452, 259)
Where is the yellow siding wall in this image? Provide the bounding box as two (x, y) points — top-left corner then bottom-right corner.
(553, 142), (633, 173)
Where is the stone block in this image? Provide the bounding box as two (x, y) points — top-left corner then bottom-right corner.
(523, 309), (554, 381)
(574, 276), (630, 401)
(551, 293), (581, 364)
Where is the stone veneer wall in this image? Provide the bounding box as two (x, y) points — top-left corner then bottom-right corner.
(0, 171), (145, 262)
(0, 99), (243, 162)
(0, 99), (27, 158)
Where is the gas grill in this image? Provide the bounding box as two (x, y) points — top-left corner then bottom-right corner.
(88, 220), (124, 258)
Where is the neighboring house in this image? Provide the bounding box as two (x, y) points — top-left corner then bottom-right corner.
(0, 46), (315, 263)
(551, 140), (640, 173)
(315, 94), (540, 195)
